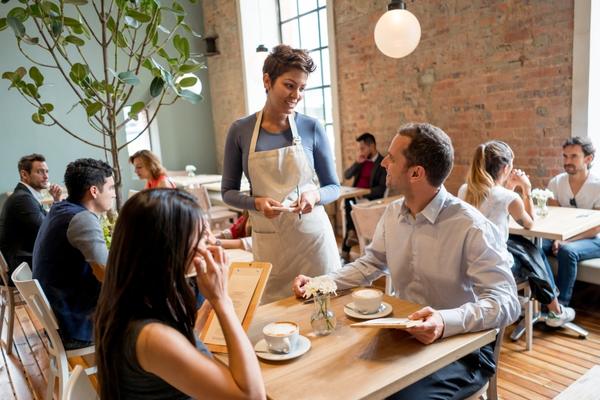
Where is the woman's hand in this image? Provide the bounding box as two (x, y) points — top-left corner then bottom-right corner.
(193, 245), (230, 305)
(254, 197), (283, 219)
(293, 189), (320, 215)
(508, 169), (532, 192)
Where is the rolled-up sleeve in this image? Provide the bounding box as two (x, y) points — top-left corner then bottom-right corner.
(439, 224), (520, 338)
(67, 211), (108, 266)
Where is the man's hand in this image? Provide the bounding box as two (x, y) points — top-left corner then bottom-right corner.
(552, 240), (565, 256)
(404, 306), (445, 345)
(49, 184), (62, 202)
(357, 152), (367, 163)
(292, 274), (311, 298)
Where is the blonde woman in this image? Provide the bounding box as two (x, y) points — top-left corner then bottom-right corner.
(129, 150), (176, 189)
(459, 141), (575, 327)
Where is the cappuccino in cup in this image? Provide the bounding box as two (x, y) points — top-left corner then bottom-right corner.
(352, 288), (383, 314)
(263, 321), (299, 354)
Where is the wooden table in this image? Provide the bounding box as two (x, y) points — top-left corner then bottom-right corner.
(509, 206), (600, 241)
(170, 174), (222, 188)
(241, 294), (496, 400)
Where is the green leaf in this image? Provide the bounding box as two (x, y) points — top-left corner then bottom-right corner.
(115, 0), (127, 9)
(179, 63), (202, 73)
(107, 16), (116, 33)
(117, 71), (140, 86)
(157, 48), (169, 59)
(7, 16), (25, 38)
(41, 1), (60, 16)
(85, 102), (102, 117)
(22, 35), (39, 45)
(173, 34), (189, 59)
(63, 17), (81, 28)
(50, 18), (62, 37)
(32, 112), (45, 124)
(29, 66), (44, 86)
(178, 76), (197, 87)
(116, 32), (127, 48)
(28, 5), (43, 17)
(128, 101), (145, 120)
(69, 63), (88, 82)
(23, 83), (39, 98)
(126, 9), (152, 23)
(64, 0), (88, 4)
(65, 35), (85, 46)
(179, 89), (201, 104)
(39, 103), (54, 114)
(7, 7), (28, 22)
(149, 76), (164, 97)
(0, 18), (7, 32)
(141, 58), (154, 71)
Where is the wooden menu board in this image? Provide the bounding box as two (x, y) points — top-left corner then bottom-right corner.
(199, 261), (271, 353)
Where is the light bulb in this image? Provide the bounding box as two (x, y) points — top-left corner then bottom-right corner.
(374, 9), (421, 58)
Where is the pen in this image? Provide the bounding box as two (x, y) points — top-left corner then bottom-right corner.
(296, 186), (302, 220)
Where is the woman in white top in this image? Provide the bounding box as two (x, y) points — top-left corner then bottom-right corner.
(459, 141), (575, 327)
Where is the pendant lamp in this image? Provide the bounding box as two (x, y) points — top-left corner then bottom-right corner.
(374, 0), (421, 58)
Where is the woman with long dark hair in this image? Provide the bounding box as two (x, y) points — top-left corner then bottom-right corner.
(94, 189), (265, 399)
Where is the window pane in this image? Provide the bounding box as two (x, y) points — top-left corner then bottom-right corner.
(324, 87), (332, 124)
(321, 47), (330, 86)
(303, 88), (325, 123)
(299, 12), (320, 51)
(281, 20), (300, 48)
(298, 0), (317, 14)
(308, 50), (323, 88)
(319, 8), (328, 47)
(318, 0), (327, 8)
(279, 0), (297, 21)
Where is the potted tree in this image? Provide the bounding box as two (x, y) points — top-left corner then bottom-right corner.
(1, 0), (205, 208)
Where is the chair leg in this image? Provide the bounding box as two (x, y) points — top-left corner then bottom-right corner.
(6, 291), (15, 355)
(488, 373), (498, 400)
(525, 286), (533, 351)
(46, 359), (57, 400)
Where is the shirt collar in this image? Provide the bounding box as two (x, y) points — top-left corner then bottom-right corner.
(369, 153), (378, 162)
(399, 186), (448, 224)
(21, 182), (44, 203)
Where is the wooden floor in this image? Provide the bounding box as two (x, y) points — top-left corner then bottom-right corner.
(1, 303), (599, 399)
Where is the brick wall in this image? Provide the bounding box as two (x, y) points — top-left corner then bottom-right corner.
(334, 0), (573, 193)
(202, 0), (246, 172)
(203, 0), (574, 193)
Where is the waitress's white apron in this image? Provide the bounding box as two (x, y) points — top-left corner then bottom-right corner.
(248, 111), (340, 303)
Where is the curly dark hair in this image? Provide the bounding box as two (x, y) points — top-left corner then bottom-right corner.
(398, 123), (454, 187)
(262, 44), (316, 84)
(64, 158), (113, 203)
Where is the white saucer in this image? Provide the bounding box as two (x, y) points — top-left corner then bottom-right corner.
(344, 301), (393, 320)
(254, 335), (311, 361)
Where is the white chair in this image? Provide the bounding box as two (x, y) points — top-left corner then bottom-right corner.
(0, 250), (25, 355)
(350, 196), (403, 295)
(11, 263), (96, 400)
(63, 365), (98, 400)
(464, 326), (506, 400)
(186, 185), (238, 231)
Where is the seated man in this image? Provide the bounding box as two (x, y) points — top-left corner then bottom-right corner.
(33, 158), (115, 349)
(341, 133), (386, 261)
(293, 123), (520, 399)
(0, 154), (61, 283)
(543, 136), (600, 311)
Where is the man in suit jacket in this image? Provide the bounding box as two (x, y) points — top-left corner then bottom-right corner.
(0, 154), (61, 282)
(341, 133), (387, 261)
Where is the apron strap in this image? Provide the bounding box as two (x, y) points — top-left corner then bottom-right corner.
(249, 111), (301, 154)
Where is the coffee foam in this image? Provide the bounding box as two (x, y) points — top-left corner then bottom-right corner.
(264, 322), (297, 336)
(354, 289), (382, 299)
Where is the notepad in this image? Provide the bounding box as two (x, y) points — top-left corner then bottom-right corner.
(350, 317), (424, 329)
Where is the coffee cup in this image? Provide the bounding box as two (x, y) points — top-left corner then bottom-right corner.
(262, 321), (299, 354)
(352, 288), (383, 314)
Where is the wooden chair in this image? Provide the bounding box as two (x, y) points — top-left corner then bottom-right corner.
(11, 263), (96, 400)
(63, 365), (98, 400)
(0, 250), (25, 355)
(464, 326), (506, 400)
(186, 185), (238, 231)
(350, 196), (403, 295)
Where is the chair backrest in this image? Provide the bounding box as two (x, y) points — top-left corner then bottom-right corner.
(350, 203), (388, 254)
(0, 250), (10, 287)
(11, 263), (66, 360)
(186, 185), (212, 212)
(63, 365), (99, 400)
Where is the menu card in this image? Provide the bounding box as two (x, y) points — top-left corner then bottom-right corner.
(351, 317), (424, 329)
(199, 262), (271, 353)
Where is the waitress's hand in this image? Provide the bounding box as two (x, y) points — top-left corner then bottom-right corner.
(254, 196), (283, 219)
(293, 189), (320, 215)
(193, 245), (230, 305)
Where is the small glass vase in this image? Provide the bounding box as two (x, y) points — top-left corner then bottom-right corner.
(535, 198), (549, 217)
(311, 293), (336, 336)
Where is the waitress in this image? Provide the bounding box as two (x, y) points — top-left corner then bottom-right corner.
(221, 44), (341, 303)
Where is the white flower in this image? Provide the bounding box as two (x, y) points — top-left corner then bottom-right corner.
(303, 275), (337, 299)
(185, 165), (197, 173)
(531, 188), (554, 201)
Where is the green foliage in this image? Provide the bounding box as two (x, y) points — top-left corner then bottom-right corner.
(1, 0), (206, 208)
